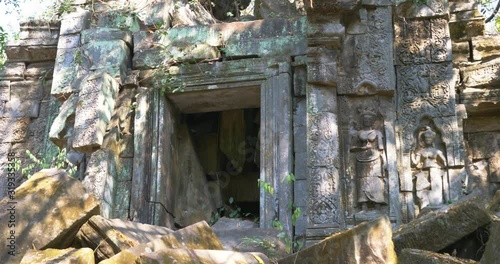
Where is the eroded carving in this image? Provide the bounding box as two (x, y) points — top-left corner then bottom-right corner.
(411, 126), (447, 209)
(350, 107), (387, 211)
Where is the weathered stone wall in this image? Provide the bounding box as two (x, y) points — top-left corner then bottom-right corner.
(2, 0), (500, 248)
(0, 20), (60, 199)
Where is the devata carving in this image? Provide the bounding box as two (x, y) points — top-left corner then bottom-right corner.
(411, 126), (447, 209)
(350, 107), (387, 211)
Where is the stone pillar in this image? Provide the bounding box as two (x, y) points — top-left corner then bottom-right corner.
(304, 0), (355, 244)
(395, 0), (465, 221)
(337, 0), (400, 226)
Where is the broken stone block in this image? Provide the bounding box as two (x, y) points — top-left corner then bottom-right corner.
(393, 199), (492, 253)
(75, 215), (173, 261)
(72, 72), (120, 152)
(138, 249), (270, 264)
(467, 132), (499, 159)
(487, 190), (500, 216)
(0, 117), (30, 143)
(481, 219), (500, 264)
(488, 153), (500, 183)
(101, 221), (224, 263)
(20, 248), (95, 264)
(0, 168), (100, 263)
(97, 10), (141, 32)
(215, 227), (287, 260)
(211, 217), (259, 231)
(82, 148), (119, 217)
(470, 35), (500, 61)
(82, 40), (130, 81)
(279, 216), (397, 264)
(171, 2), (216, 27)
(51, 47), (89, 99)
(130, 0), (174, 27)
(461, 57), (500, 88)
(49, 93), (79, 148)
(107, 88), (135, 135)
(400, 248), (478, 264)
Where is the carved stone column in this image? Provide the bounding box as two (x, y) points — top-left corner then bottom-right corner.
(304, 0), (359, 244)
(395, 0), (466, 221)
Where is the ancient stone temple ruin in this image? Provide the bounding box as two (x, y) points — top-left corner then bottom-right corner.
(0, 0), (499, 248)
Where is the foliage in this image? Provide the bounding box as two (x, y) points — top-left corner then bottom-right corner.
(208, 196), (254, 225)
(258, 179), (274, 196)
(16, 148), (77, 179)
(481, 0), (500, 32)
(0, 26), (7, 69)
(43, 0), (75, 20)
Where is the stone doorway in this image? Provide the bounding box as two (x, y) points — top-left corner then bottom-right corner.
(185, 108), (261, 219)
(131, 58), (295, 238)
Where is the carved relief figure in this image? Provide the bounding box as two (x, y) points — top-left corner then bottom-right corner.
(411, 126), (447, 209)
(350, 107), (387, 211)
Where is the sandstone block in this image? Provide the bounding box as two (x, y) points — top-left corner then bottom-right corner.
(49, 93), (79, 148)
(81, 28), (132, 46)
(279, 216), (397, 264)
(0, 81), (10, 101)
(215, 227), (287, 259)
(5, 43), (58, 62)
(481, 219), (500, 264)
(72, 72), (120, 152)
(2, 99), (40, 118)
(0, 62), (25, 81)
(101, 221), (224, 263)
(138, 249), (270, 264)
(60, 9), (91, 35)
(10, 80), (45, 101)
(393, 199), (492, 253)
(0, 117), (30, 143)
(57, 34), (82, 49)
(0, 168), (100, 263)
(82, 149), (119, 217)
(129, 0), (174, 27)
(471, 35), (500, 61)
(51, 47), (89, 99)
(400, 248), (478, 264)
(75, 215), (172, 261)
(24, 61), (54, 80)
(20, 248), (95, 264)
(82, 40), (130, 81)
(462, 57), (500, 88)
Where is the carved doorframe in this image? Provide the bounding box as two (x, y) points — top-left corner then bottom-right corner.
(130, 58), (294, 238)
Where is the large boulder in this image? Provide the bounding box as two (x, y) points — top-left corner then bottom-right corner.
(399, 248), (478, 264)
(20, 248), (95, 264)
(481, 219), (500, 264)
(101, 221), (224, 263)
(393, 199), (492, 253)
(278, 216), (397, 264)
(0, 168), (100, 263)
(75, 215), (173, 261)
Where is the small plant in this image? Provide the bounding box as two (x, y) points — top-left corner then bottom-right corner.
(18, 148), (77, 179)
(258, 179), (274, 195)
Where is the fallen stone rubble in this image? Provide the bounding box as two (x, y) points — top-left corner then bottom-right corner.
(1, 169), (499, 263)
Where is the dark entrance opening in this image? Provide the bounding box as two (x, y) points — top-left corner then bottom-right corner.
(185, 108), (260, 219)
